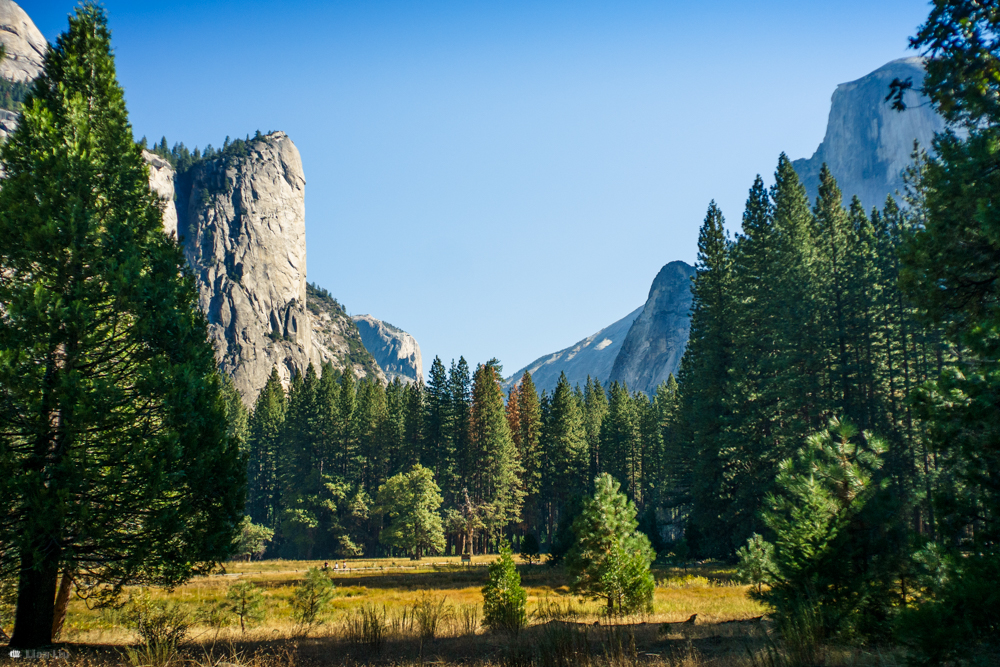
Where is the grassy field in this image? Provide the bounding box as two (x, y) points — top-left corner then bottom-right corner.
(4, 557), (907, 666)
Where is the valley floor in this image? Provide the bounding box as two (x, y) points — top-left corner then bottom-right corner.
(4, 559), (908, 666)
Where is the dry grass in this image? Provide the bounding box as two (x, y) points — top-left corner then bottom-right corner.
(0, 559), (899, 666)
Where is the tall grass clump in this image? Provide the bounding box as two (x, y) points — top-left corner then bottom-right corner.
(413, 594), (453, 640)
(343, 604), (387, 653)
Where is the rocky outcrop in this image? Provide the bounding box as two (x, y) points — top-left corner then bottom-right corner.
(792, 58), (946, 211)
(352, 315), (423, 384)
(144, 151), (178, 237)
(0, 0), (46, 85)
(504, 306), (644, 394)
(608, 261), (695, 394)
(146, 134), (384, 404)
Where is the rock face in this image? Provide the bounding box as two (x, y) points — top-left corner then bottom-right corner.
(504, 306), (644, 394)
(352, 315), (423, 384)
(144, 151), (178, 237)
(146, 134), (384, 404)
(1, 1), (394, 406)
(0, 0), (46, 84)
(792, 58), (946, 211)
(608, 261), (695, 394)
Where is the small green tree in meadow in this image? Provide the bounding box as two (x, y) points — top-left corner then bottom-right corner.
(376, 464), (446, 559)
(225, 581), (266, 634)
(482, 542), (527, 634)
(520, 533), (540, 565)
(566, 474), (655, 616)
(290, 568), (335, 635)
(735, 534), (775, 596)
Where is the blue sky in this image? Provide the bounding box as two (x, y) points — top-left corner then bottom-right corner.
(23, 0), (932, 378)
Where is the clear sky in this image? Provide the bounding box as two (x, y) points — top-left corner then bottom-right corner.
(22, 0), (932, 378)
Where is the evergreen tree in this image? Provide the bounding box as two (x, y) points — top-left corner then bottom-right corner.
(540, 373), (588, 549)
(566, 474), (655, 616)
(469, 360), (524, 547)
(246, 368), (287, 529)
(424, 357), (453, 499)
(517, 372), (543, 528)
(0, 5), (244, 648)
(583, 376), (609, 479)
(677, 201), (736, 557)
(482, 542), (528, 633)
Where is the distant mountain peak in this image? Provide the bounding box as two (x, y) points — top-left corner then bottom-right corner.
(792, 57), (946, 210)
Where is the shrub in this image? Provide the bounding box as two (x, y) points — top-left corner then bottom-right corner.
(482, 542), (528, 634)
(289, 567), (335, 634)
(123, 590), (190, 647)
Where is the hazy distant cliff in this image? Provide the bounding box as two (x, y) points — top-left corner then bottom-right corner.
(352, 315), (423, 384)
(505, 306), (644, 393)
(792, 57), (946, 210)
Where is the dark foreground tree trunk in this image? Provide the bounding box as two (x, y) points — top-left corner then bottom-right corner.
(9, 547), (59, 649)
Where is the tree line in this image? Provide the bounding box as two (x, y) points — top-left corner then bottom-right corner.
(241, 358), (686, 561)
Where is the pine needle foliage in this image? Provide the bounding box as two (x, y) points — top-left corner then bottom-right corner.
(482, 542), (527, 634)
(566, 474), (655, 616)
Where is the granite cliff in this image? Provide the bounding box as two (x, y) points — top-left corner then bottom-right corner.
(792, 58), (946, 210)
(0, 0), (44, 146)
(0, 0), (399, 405)
(147, 137), (385, 403)
(352, 315), (423, 384)
(505, 306), (644, 393)
(608, 261), (695, 394)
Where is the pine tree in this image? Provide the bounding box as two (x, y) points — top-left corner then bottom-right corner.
(469, 361), (524, 548)
(677, 201), (736, 557)
(566, 474), (655, 616)
(482, 542), (527, 633)
(517, 372), (543, 538)
(583, 376), (609, 479)
(424, 357), (453, 500)
(246, 368), (287, 530)
(0, 5), (244, 648)
(540, 373), (588, 549)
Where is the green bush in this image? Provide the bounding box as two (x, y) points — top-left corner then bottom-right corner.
(735, 533), (775, 596)
(482, 542), (528, 634)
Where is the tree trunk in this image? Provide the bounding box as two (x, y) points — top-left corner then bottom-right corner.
(9, 546), (60, 649)
(51, 571), (73, 640)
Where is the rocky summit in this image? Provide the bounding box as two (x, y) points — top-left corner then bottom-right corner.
(352, 315), (423, 384)
(608, 261), (695, 394)
(146, 136), (385, 404)
(792, 57), (946, 211)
